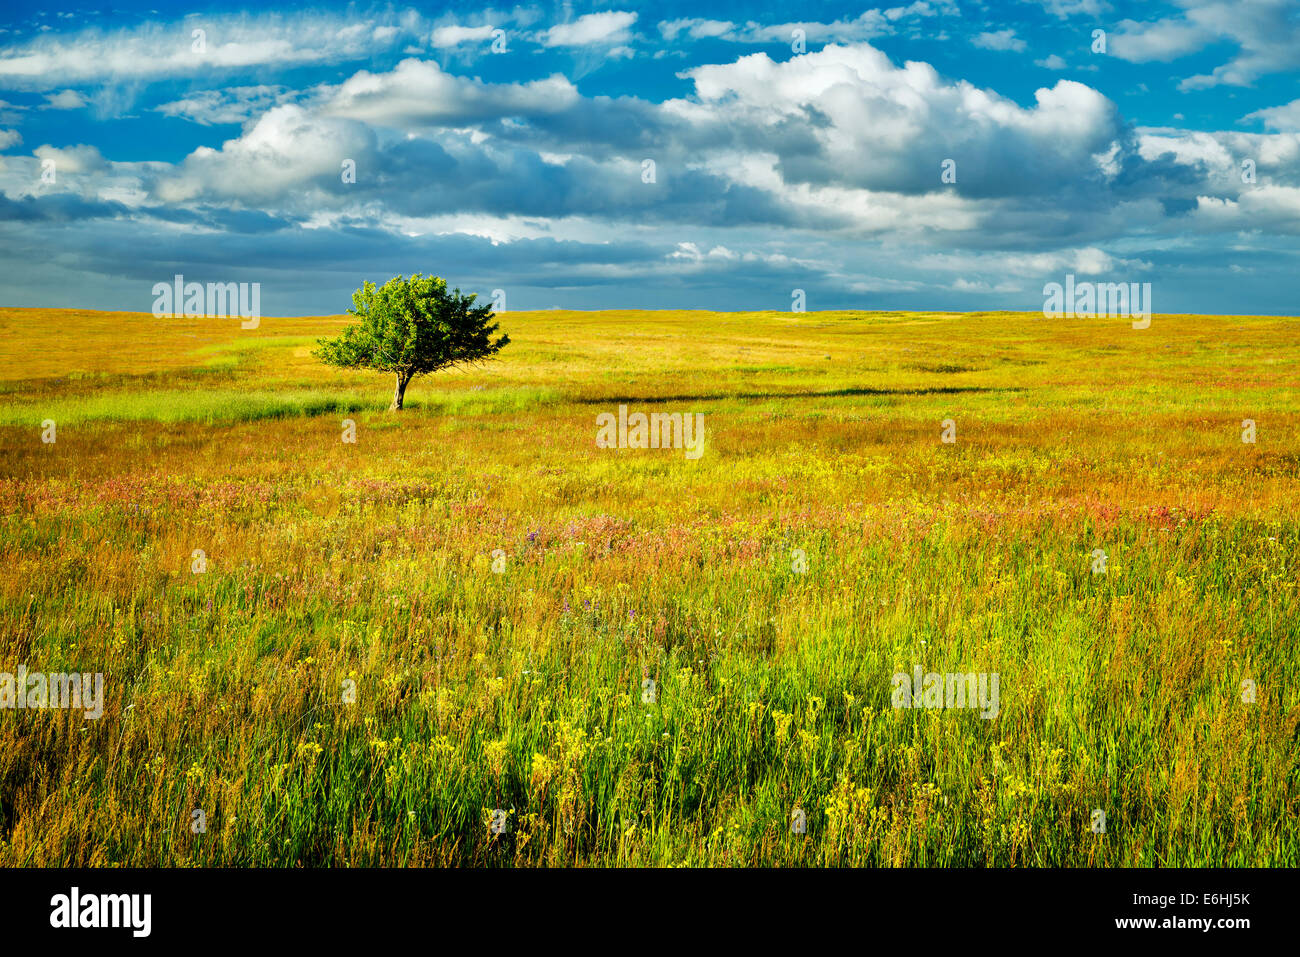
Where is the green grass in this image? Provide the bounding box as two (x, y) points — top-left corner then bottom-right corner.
(0, 306), (1296, 867)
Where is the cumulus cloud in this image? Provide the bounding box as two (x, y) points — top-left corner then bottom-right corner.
(1244, 98), (1300, 132)
(1193, 184), (1300, 233)
(1136, 126), (1300, 186)
(41, 89), (89, 109)
(153, 105), (376, 203)
(4, 10), (1300, 317)
(973, 29), (1027, 52)
(316, 58), (580, 126)
(1109, 17), (1210, 62)
(676, 45), (1123, 201)
(430, 24), (497, 48)
(540, 11), (638, 48)
(46, 39), (1300, 252)
(32, 143), (108, 175)
(1109, 0), (1300, 89)
(106, 41), (1134, 251)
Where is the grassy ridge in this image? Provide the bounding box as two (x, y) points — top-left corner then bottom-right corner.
(0, 306), (1296, 866)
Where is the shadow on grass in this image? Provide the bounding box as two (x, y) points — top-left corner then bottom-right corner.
(572, 386), (1021, 405)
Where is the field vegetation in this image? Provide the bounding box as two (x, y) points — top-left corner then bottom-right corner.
(0, 305), (1296, 866)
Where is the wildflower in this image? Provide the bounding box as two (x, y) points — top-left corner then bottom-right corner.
(482, 738), (509, 777)
(530, 752), (555, 792)
(772, 709), (793, 745)
(798, 729), (818, 757)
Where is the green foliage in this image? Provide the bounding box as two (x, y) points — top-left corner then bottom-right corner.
(314, 274), (509, 406)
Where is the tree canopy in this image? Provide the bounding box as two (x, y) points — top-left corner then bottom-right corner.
(314, 274), (509, 410)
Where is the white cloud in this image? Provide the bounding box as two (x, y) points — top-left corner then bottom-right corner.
(0, 11), (420, 89)
(41, 89), (88, 109)
(7, 20), (1297, 317)
(654, 5), (953, 47)
(1005, 247), (1119, 275)
(154, 104), (374, 203)
(658, 19), (734, 42)
(1029, 0), (1112, 18)
(1136, 126), (1300, 189)
(884, 2), (952, 21)
(430, 24), (497, 48)
(317, 58), (579, 126)
(32, 142), (108, 175)
(668, 241), (740, 262)
(155, 86), (291, 126)
(973, 29), (1027, 52)
(1109, 18), (1209, 62)
(540, 11), (638, 48)
(1109, 1), (1300, 89)
(1193, 184), (1300, 231)
(0, 100), (26, 125)
(677, 44), (1121, 202)
(952, 277), (1020, 293)
(1244, 98), (1300, 132)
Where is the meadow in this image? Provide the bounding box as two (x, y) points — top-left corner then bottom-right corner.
(0, 304), (1296, 867)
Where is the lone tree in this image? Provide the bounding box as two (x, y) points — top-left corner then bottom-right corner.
(314, 274), (509, 411)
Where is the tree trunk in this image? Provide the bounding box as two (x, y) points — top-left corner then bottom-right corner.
(389, 372), (411, 411)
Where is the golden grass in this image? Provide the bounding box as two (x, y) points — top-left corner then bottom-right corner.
(0, 306), (1296, 866)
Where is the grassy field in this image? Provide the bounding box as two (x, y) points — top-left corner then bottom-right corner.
(0, 304), (1297, 867)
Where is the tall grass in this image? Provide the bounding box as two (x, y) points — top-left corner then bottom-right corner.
(0, 307), (1296, 866)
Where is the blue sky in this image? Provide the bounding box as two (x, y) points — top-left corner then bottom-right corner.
(0, 0), (1297, 316)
